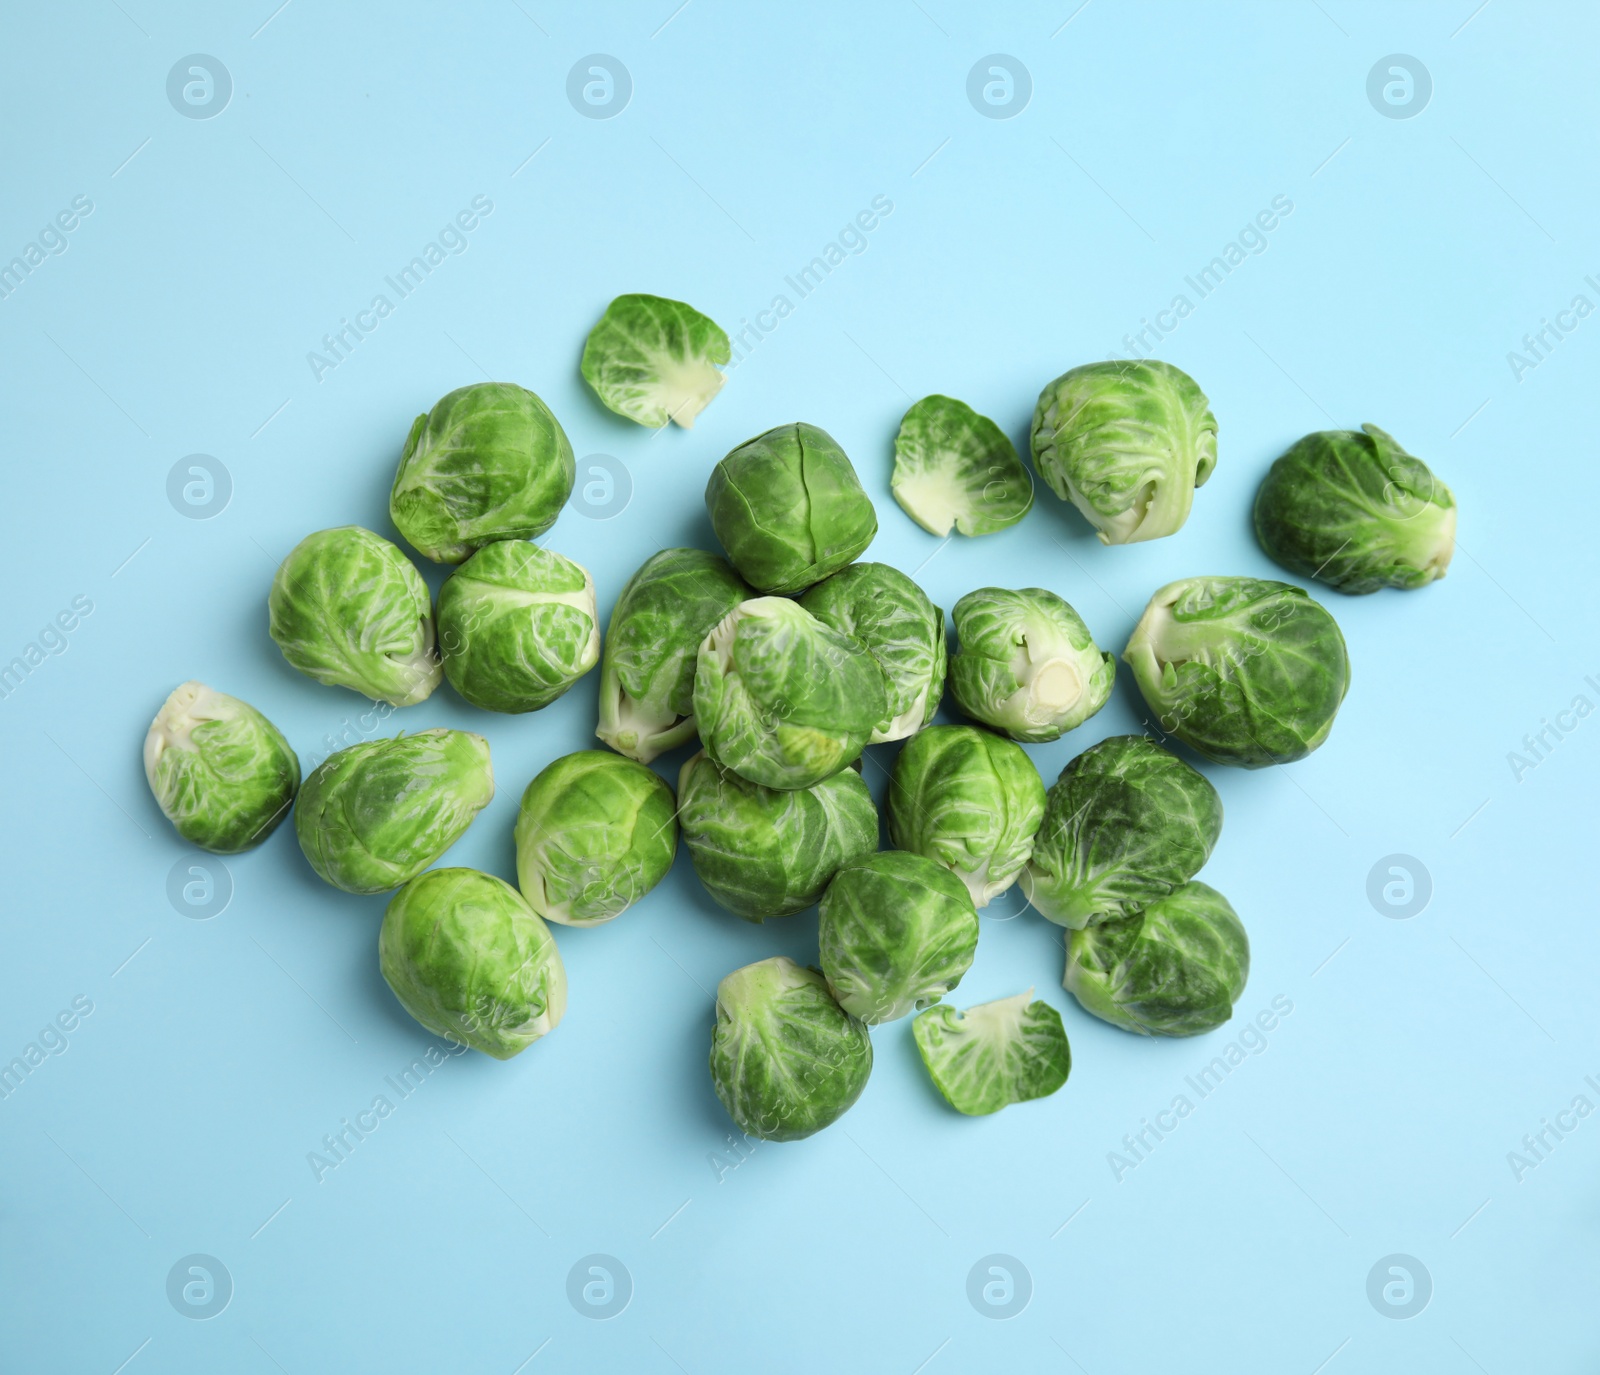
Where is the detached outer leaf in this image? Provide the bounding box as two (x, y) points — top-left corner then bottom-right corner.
(913, 990), (1071, 1115)
(891, 394), (1034, 537)
(581, 293), (730, 429)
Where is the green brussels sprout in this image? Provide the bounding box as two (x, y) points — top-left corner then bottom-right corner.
(1030, 360), (1217, 544)
(514, 751), (677, 926)
(1124, 576), (1350, 768)
(887, 725), (1045, 909)
(1064, 880), (1248, 1037)
(891, 394), (1034, 537)
(389, 383), (575, 564)
(705, 423), (877, 594)
(143, 681), (300, 853)
(818, 851), (979, 1024)
(913, 990), (1071, 1116)
(596, 548), (752, 763)
(580, 293), (730, 429)
(799, 562), (946, 743)
(1254, 424), (1457, 594)
(294, 729), (494, 894)
(268, 526), (442, 707)
(379, 867), (566, 1059)
(677, 751), (878, 922)
(693, 597), (887, 790)
(709, 956), (873, 1142)
(1023, 735), (1222, 929)
(436, 540), (599, 713)
(949, 587), (1115, 743)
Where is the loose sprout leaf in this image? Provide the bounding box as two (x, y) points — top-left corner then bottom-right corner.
(581, 293), (730, 429)
(913, 990), (1071, 1115)
(891, 394), (1034, 537)
(1253, 424), (1457, 594)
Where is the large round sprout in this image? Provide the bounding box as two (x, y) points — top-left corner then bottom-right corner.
(379, 868), (567, 1059)
(709, 956), (873, 1142)
(693, 597), (887, 790)
(1064, 881), (1248, 1037)
(1124, 576), (1350, 768)
(268, 526), (442, 707)
(891, 394), (1034, 538)
(818, 851), (979, 1024)
(800, 562), (946, 743)
(581, 294), (729, 429)
(437, 541), (599, 713)
(514, 751), (677, 926)
(1030, 360), (1217, 544)
(144, 682), (300, 853)
(887, 725), (1044, 909)
(389, 383), (575, 564)
(677, 751), (878, 922)
(596, 548), (751, 763)
(949, 587), (1114, 743)
(294, 729), (494, 894)
(913, 990), (1071, 1116)
(1254, 424), (1456, 594)
(1023, 735), (1222, 928)
(705, 422), (877, 594)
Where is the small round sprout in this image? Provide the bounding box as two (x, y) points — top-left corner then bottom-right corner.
(379, 868), (567, 1059)
(891, 394), (1034, 537)
(514, 751), (677, 926)
(1254, 424), (1457, 594)
(818, 851), (979, 1024)
(1064, 880), (1248, 1037)
(437, 541), (599, 714)
(677, 751), (878, 922)
(709, 956), (873, 1142)
(581, 294), (730, 429)
(294, 729), (494, 894)
(144, 682), (300, 853)
(1124, 576), (1350, 768)
(1023, 735), (1222, 928)
(949, 587), (1114, 743)
(389, 383), (575, 564)
(913, 990), (1071, 1116)
(705, 423), (877, 594)
(800, 562), (946, 743)
(596, 548), (752, 763)
(268, 526), (442, 707)
(693, 597), (887, 791)
(887, 725), (1045, 909)
(1031, 359), (1217, 544)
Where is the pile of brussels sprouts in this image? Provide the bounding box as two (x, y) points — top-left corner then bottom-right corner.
(142, 293), (1458, 1139)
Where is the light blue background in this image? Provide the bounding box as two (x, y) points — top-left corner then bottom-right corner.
(2, 1), (1594, 1371)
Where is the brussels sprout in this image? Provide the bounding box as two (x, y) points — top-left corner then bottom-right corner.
(887, 726), (1044, 909)
(705, 423), (877, 594)
(948, 587), (1114, 743)
(693, 597), (887, 790)
(709, 956), (873, 1142)
(581, 293), (730, 430)
(800, 562), (946, 743)
(514, 751), (677, 926)
(436, 541), (599, 713)
(913, 990), (1071, 1116)
(677, 751), (878, 922)
(268, 526), (442, 707)
(891, 394), (1034, 537)
(379, 868), (566, 1059)
(143, 682), (300, 853)
(1254, 424), (1457, 594)
(294, 729), (494, 894)
(596, 549), (752, 763)
(389, 383), (575, 564)
(818, 851), (979, 1024)
(1023, 735), (1222, 929)
(1124, 576), (1350, 768)
(1030, 360), (1217, 544)
(1064, 881), (1248, 1037)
